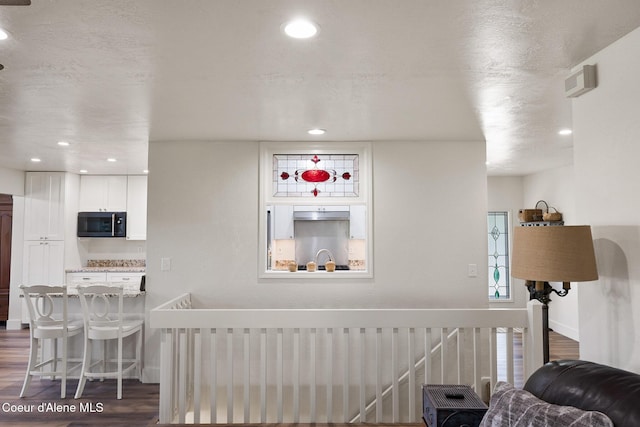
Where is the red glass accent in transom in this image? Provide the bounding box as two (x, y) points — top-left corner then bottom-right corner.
(301, 169), (331, 183)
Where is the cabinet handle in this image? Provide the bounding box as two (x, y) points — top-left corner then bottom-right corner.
(82, 277), (91, 281)
(122, 277), (130, 281)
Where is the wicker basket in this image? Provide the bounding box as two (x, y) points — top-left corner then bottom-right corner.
(518, 209), (542, 222)
(543, 206), (563, 221)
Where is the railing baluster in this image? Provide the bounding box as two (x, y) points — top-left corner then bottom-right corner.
(210, 328), (217, 424)
(440, 327), (447, 384)
(293, 328), (300, 423)
(178, 329), (187, 424)
(375, 327), (382, 422)
(159, 328), (172, 423)
(226, 328), (233, 423)
(260, 328), (267, 423)
(343, 327), (350, 423)
(310, 328), (317, 422)
(457, 328), (463, 384)
(408, 327), (416, 422)
(172, 328), (179, 421)
(243, 328), (250, 423)
(194, 329), (202, 424)
(522, 327), (528, 383)
(490, 327), (497, 391)
(326, 327), (333, 422)
(391, 327), (399, 422)
(425, 328), (432, 385)
(473, 327), (481, 395)
(359, 328), (366, 423)
(277, 328), (284, 423)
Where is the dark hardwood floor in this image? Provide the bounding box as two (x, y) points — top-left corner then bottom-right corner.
(0, 326), (578, 426)
(0, 328), (159, 426)
(548, 329), (580, 361)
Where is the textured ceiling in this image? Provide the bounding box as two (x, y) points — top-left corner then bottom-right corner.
(1, 1), (640, 175)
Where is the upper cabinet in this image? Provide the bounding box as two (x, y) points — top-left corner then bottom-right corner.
(349, 205), (367, 239)
(24, 172), (66, 241)
(79, 175), (127, 212)
(126, 176), (147, 240)
(273, 205), (294, 239)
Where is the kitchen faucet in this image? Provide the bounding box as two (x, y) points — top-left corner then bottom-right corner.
(315, 248), (334, 265)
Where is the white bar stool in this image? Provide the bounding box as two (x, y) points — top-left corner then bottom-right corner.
(74, 284), (143, 400)
(20, 284), (83, 398)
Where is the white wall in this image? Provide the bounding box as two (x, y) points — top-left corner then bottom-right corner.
(522, 166), (579, 340)
(0, 166), (24, 196)
(144, 139), (488, 380)
(573, 26), (640, 373)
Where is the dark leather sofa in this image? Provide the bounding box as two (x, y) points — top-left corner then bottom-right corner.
(523, 359), (640, 427)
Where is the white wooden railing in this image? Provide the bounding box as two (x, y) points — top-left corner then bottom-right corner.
(150, 294), (544, 424)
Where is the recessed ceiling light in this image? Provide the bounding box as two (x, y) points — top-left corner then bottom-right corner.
(143, 169), (149, 174)
(107, 158), (117, 162)
(308, 128), (326, 135)
(558, 129), (573, 136)
(0, 29), (8, 41)
(30, 158), (41, 162)
(283, 19), (318, 39)
(57, 141), (70, 146)
(79, 169), (88, 174)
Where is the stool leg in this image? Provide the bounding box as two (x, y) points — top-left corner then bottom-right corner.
(136, 328), (142, 380)
(20, 336), (38, 398)
(60, 336), (66, 398)
(75, 336), (92, 399)
(101, 340), (107, 381)
(52, 338), (58, 381)
(117, 334), (123, 399)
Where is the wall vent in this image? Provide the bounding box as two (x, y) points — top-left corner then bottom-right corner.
(565, 64), (597, 98)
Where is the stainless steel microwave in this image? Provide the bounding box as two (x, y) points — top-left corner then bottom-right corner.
(77, 212), (126, 237)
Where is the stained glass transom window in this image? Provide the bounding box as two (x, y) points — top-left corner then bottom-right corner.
(273, 154), (359, 198)
(488, 212), (510, 300)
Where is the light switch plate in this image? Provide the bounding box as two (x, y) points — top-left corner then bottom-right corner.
(161, 257), (171, 271)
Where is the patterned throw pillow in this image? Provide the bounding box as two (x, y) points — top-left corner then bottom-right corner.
(479, 382), (613, 427)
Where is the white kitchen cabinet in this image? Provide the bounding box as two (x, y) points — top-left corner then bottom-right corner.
(79, 175), (127, 212)
(23, 240), (65, 285)
(24, 172), (66, 241)
(349, 205), (367, 239)
(274, 205), (294, 239)
(22, 240), (66, 324)
(66, 272), (107, 284)
(126, 176), (147, 240)
(66, 271), (144, 292)
(106, 272), (144, 288)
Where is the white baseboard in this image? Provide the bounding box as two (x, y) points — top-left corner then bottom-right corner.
(6, 319), (24, 330)
(143, 367), (160, 384)
(549, 320), (579, 342)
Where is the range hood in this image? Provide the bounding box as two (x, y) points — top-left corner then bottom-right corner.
(293, 211), (350, 221)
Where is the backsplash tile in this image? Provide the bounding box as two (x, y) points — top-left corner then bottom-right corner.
(87, 259), (146, 268)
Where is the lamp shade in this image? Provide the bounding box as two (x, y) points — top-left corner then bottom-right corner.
(511, 225), (598, 282)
